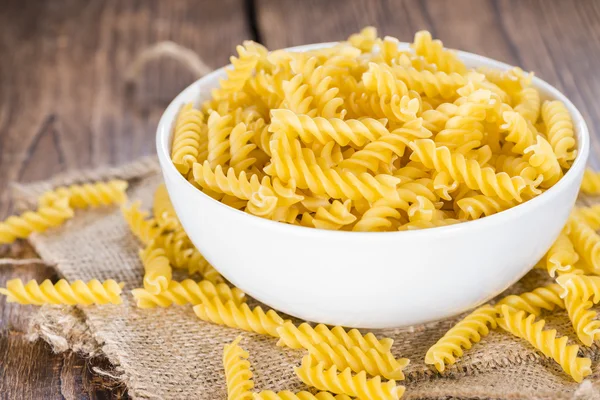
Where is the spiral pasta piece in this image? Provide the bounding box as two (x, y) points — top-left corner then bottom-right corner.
(229, 122), (257, 173)
(193, 297), (285, 337)
(38, 180), (128, 209)
(412, 31), (466, 74)
(276, 321), (393, 355)
(425, 305), (498, 372)
(213, 44), (259, 100)
(352, 199), (402, 232)
(339, 118), (432, 173)
(152, 183), (180, 231)
(223, 336), (254, 400)
(187, 247), (225, 284)
(151, 229), (223, 284)
(308, 342), (409, 380)
(268, 147), (400, 204)
(362, 62), (411, 99)
(580, 169), (600, 195)
(269, 109), (390, 147)
(541, 100), (577, 165)
(295, 355), (403, 400)
(348, 26), (378, 53)
(304, 200), (356, 230)
(563, 291), (600, 347)
(171, 103), (206, 174)
(567, 214), (600, 274)
(496, 284), (564, 316)
(408, 139), (527, 201)
(575, 205), (600, 230)
(390, 64), (467, 99)
(477, 66), (532, 96)
(556, 274), (600, 306)
(543, 231), (580, 277)
(192, 161), (261, 200)
(0, 197), (74, 244)
(0, 278), (124, 305)
(501, 111), (536, 155)
(121, 201), (162, 245)
(139, 243), (172, 295)
(456, 194), (516, 220)
(131, 279), (245, 309)
(496, 305), (592, 382)
(207, 112), (235, 169)
(514, 87), (541, 123)
(347, 91), (420, 124)
(254, 390), (352, 400)
(525, 135), (563, 188)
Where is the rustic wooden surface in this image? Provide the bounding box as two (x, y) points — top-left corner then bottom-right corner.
(0, 0), (599, 398)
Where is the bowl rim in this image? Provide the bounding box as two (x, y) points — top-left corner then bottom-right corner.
(156, 41), (590, 238)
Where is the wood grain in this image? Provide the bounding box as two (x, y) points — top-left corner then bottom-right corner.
(2, 0), (600, 398)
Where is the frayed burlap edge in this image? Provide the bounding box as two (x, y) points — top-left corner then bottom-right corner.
(13, 157), (600, 399)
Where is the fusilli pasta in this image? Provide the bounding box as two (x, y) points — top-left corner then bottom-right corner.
(294, 355), (403, 400)
(223, 336), (254, 400)
(497, 305), (591, 382)
(425, 305), (499, 372)
(0, 278), (123, 305)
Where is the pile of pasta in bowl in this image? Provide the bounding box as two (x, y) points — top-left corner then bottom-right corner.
(171, 27), (577, 231)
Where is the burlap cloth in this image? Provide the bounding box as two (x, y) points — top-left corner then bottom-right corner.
(10, 156), (600, 400)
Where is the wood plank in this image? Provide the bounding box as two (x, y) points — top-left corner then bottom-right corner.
(0, 0), (250, 398)
(255, 0), (600, 165)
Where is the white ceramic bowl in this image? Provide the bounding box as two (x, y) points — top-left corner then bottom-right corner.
(156, 43), (589, 328)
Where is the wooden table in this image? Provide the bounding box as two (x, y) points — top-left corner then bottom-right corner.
(1, 0), (599, 398)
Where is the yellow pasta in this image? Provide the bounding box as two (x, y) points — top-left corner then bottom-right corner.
(412, 30), (466, 74)
(38, 180), (128, 209)
(294, 355), (403, 400)
(301, 200), (356, 230)
(495, 284), (564, 316)
(525, 135), (563, 188)
(193, 161), (261, 200)
(166, 27), (574, 231)
(213, 43), (259, 100)
(563, 290), (599, 347)
(194, 297), (285, 337)
(307, 341), (409, 380)
(456, 194), (516, 220)
(131, 279), (245, 309)
(171, 103), (207, 175)
(425, 305), (498, 372)
(514, 88), (541, 123)
(122, 201), (163, 245)
(139, 242), (172, 295)
(567, 214), (600, 274)
(276, 321), (393, 355)
(541, 100), (577, 166)
(253, 390), (352, 400)
(0, 278), (123, 305)
(580, 168), (600, 195)
(543, 231), (579, 277)
(496, 305), (591, 382)
(408, 139), (527, 202)
(223, 336), (254, 400)
(152, 183), (180, 231)
(269, 109), (389, 147)
(556, 274), (600, 307)
(575, 204), (600, 230)
(0, 197), (74, 244)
